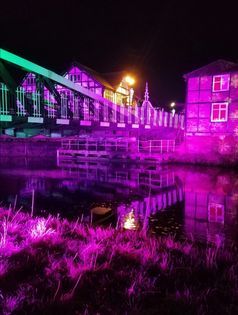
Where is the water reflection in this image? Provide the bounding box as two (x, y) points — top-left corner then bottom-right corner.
(180, 166), (238, 244)
(0, 159), (238, 244)
(123, 210), (139, 230)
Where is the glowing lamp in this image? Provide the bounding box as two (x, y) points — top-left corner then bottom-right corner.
(124, 76), (135, 86)
(170, 102), (176, 108)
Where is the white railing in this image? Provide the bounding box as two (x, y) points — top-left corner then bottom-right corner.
(0, 81), (184, 130)
(138, 140), (175, 154)
(0, 84), (9, 115)
(16, 87), (27, 116)
(60, 138), (175, 155)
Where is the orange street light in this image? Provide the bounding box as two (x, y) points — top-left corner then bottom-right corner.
(124, 75), (135, 86)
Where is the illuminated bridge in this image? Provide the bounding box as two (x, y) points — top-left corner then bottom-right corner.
(0, 48), (184, 139)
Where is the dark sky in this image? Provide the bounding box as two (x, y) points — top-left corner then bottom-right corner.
(0, 0), (237, 107)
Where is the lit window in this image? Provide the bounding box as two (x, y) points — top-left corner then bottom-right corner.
(212, 74), (230, 92)
(104, 89), (114, 102)
(211, 102), (228, 122)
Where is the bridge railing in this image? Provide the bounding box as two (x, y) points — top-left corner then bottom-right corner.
(0, 84), (9, 115)
(0, 82), (184, 130)
(138, 140), (175, 154)
(60, 138), (175, 155)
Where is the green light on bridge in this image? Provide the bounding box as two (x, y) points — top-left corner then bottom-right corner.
(0, 48), (109, 104)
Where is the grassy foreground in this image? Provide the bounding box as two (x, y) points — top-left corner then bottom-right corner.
(0, 208), (238, 315)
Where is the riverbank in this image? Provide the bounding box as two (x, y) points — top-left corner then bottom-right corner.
(0, 136), (60, 158)
(1, 135), (238, 167)
(0, 208), (238, 314)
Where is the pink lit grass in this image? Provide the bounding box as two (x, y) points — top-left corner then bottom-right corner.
(0, 207), (238, 314)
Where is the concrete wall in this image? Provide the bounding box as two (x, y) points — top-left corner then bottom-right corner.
(171, 134), (238, 166)
(0, 138), (61, 157)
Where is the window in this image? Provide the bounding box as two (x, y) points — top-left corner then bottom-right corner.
(68, 74), (79, 82)
(104, 89), (114, 102)
(211, 102), (228, 122)
(212, 74), (230, 92)
(115, 93), (123, 105)
(27, 75), (35, 85)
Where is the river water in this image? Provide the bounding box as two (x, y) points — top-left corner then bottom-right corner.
(0, 157), (238, 245)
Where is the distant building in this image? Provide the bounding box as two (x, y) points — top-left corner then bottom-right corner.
(62, 63), (136, 106)
(183, 60), (238, 159)
(21, 62), (136, 107)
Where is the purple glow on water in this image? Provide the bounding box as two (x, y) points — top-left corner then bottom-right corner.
(0, 159), (238, 244)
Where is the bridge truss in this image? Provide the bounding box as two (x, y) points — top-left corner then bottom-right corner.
(0, 48), (184, 133)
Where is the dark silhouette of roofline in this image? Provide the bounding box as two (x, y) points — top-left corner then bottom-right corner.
(183, 59), (238, 79)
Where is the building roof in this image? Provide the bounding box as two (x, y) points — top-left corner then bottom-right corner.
(183, 59), (238, 79)
(71, 61), (115, 91)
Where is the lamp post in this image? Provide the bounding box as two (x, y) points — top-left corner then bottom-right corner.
(170, 101), (176, 116)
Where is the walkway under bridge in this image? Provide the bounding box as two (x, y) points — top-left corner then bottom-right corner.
(57, 138), (176, 163)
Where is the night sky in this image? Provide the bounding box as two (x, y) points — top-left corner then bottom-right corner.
(0, 0), (237, 108)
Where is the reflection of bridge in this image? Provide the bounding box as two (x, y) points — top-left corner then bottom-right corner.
(57, 160), (176, 190)
(56, 162), (184, 224)
(0, 49), (184, 140)
(0, 161), (184, 211)
(118, 186), (184, 218)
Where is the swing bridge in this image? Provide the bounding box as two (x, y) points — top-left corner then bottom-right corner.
(0, 48), (184, 130)
(0, 48), (184, 160)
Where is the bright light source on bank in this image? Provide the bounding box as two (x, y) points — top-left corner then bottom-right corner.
(170, 102), (176, 107)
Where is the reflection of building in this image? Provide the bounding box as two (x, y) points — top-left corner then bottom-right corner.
(208, 203), (224, 223)
(185, 191), (225, 223)
(183, 169), (238, 243)
(185, 191), (226, 243)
